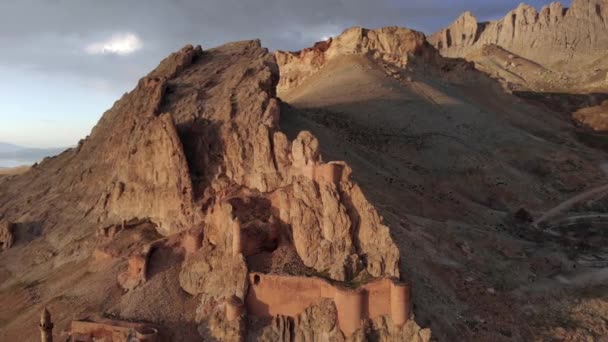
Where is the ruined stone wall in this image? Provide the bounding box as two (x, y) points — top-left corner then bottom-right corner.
(245, 273), (410, 336)
(70, 319), (159, 342)
(301, 162), (345, 185)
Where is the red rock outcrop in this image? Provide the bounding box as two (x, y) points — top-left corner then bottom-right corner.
(428, 0), (608, 70)
(0, 39), (424, 340)
(276, 26), (437, 93)
(0, 220), (14, 250)
(0, 46), (203, 238)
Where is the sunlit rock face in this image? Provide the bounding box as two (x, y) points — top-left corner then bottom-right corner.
(428, 0), (608, 69)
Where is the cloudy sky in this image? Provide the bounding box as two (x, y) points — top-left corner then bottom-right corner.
(0, 0), (555, 148)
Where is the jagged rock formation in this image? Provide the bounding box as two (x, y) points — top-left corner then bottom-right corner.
(428, 0), (608, 70)
(0, 38), (423, 340)
(0, 46), (203, 237)
(276, 26), (479, 101)
(276, 27), (444, 94)
(273, 20), (608, 341)
(0, 220), (14, 250)
(429, 0), (608, 130)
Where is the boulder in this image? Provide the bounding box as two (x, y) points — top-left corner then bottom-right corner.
(0, 220), (14, 250)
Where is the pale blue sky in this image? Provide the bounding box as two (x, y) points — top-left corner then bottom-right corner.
(0, 66), (120, 147)
(0, 0), (558, 148)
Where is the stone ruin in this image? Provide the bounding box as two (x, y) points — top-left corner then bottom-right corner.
(245, 273), (410, 336)
(10, 40), (429, 341)
(68, 317), (159, 342)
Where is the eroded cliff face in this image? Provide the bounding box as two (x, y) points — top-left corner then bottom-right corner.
(0, 39), (422, 340)
(276, 26), (441, 94)
(0, 45), (203, 237)
(428, 0), (608, 70)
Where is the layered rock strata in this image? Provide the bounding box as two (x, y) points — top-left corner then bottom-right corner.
(428, 0), (608, 69)
(276, 27), (440, 93)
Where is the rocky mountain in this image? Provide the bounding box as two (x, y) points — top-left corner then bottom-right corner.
(276, 26), (608, 340)
(0, 40), (429, 341)
(1, 14), (608, 342)
(429, 0), (608, 131)
(428, 0), (608, 71)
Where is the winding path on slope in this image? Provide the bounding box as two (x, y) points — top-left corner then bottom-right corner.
(534, 162), (608, 226)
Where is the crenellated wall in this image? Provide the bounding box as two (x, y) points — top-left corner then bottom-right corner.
(245, 273), (410, 336)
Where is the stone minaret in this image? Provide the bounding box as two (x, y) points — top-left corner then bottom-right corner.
(39, 307), (53, 342)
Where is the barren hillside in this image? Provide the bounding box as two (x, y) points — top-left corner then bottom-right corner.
(0, 40), (429, 341)
(1, 11), (608, 342)
(278, 26), (608, 341)
(428, 0), (608, 74)
(428, 0), (608, 134)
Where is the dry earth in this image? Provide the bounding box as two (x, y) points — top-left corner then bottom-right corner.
(1, 3), (608, 341)
(277, 26), (608, 341)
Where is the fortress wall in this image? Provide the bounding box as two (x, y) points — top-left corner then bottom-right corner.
(363, 278), (392, 319)
(390, 281), (410, 326)
(300, 162), (345, 185)
(246, 273), (332, 317)
(334, 289), (364, 335)
(71, 320), (159, 342)
(246, 273), (410, 336)
(314, 163), (344, 184)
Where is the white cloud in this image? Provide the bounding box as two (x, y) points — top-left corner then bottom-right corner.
(85, 32), (142, 56)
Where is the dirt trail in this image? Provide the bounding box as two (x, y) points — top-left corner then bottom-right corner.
(534, 162), (608, 226)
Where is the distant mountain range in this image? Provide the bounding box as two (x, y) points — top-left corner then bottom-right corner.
(0, 142), (22, 153)
(0, 142), (66, 168)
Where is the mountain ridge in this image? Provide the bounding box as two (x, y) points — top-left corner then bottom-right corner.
(428, 0), (608, 70)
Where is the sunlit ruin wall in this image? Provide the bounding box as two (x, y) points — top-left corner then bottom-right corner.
(70, 318), (159, 342)
(245, 273), (410, 336)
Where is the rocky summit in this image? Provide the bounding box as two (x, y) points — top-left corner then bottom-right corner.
(2, 2), (608, 342)
(429, 0), (608, 131)
(0, 40), (427, 341)
(429, 0), (608, 70)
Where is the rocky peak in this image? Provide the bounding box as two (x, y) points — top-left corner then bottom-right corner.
(428, 0), (608, 69)
(276, 26), (435, 93)
(0, 37), (422, 340)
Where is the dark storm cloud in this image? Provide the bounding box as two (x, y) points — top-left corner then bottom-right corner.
(0, 0), (562, 92)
